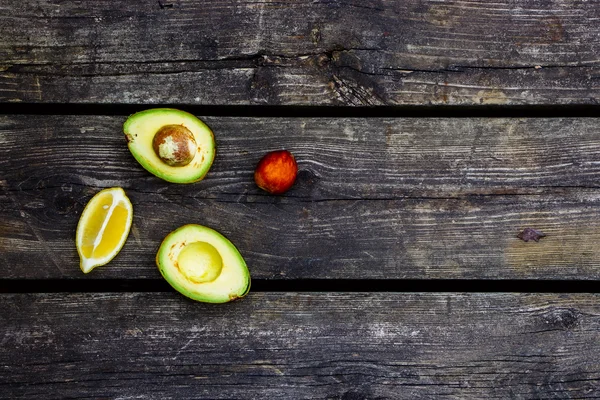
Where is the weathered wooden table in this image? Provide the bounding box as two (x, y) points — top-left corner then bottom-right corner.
(2, 1), (600, 398)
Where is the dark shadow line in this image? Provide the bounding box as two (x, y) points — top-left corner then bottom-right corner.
(1, 103), (600, 118)
(0, 279), (598, 294)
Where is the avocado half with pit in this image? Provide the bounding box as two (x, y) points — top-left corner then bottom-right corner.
(156, 224), (251, 303)
(124, 108), (215, 184)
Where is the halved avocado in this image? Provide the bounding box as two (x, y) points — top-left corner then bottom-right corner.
(156, 224), (251, 303)
(123, 108), (215, 184)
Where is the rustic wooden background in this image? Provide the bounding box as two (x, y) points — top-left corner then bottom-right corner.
(2, 0), (600, 399)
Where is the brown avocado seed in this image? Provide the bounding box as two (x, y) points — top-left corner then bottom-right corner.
(254, 150), (298, 194)
(152, 125), (197, 167)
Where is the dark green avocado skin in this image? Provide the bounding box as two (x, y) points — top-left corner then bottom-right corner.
(156, 224), (251, 303)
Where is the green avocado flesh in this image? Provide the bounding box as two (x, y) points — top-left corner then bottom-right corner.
(156, 224), (251, 303)
(123, 108), (215, 184)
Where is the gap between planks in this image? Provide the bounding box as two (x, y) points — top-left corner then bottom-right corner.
(0, 279), (599, 294)
(2, 103), (600, 118)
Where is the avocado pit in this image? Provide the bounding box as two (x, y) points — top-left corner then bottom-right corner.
(177, 241), (223, 283)
(152, 124), (197, 167)
(254, 150), (298, 194)
(124, 109), (216, 183)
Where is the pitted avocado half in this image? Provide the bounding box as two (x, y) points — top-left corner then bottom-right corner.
(156, 224), (251, 303)
(124, 108), (215, 184)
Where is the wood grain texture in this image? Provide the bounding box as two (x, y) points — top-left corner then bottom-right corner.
(1, 0), (599, 105)
(1, 292), (600, 399)
(4, 115), (600, 199)
(3, 115), (600, 279)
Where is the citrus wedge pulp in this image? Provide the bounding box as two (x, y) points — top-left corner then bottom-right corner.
(76, 187), (133, 273)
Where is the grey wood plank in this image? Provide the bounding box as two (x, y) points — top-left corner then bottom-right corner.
(3, 115), (600, 279)
(4, 115), (600, 199)
(6, 187), (600, 280)
(1, 0), (599, 105)
(1, 292), (600, 399)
